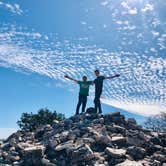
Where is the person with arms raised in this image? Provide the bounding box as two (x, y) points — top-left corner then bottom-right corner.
(64, 75), (93, 115)
(93, 70), (120, 114)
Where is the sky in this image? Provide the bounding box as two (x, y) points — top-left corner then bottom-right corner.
(0, 0), (166, 138)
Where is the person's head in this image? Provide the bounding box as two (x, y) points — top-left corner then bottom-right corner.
(82, 76), (87, 82)
(94, 70), (100, 77)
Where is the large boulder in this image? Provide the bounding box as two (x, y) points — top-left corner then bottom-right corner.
(111, 136), (127, 147)
(127, 146), (146, 160)
(104, 112), (126, 125)
(21, 145), (45, 166)
(126, 130), (149, 146)
(115, 159), (143, 166)
(105, 147), (126, 158)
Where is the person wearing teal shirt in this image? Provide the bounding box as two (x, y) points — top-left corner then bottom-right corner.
(64, 75), (93, 115)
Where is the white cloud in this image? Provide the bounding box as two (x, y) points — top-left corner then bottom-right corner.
(116, 20), (129, 25)
(0, 128), (17, 139)
(0, 2), (23, 15)
(101, 1), (109, 6)
(0, 25), (166, 116)
(81, 21), (87, 25)
(128, 8), (138, 15)
(151, 31), (160, 37)
(121, 1), (130, 9)
(123, 25), (136, 30)
(141, 4), (154, 13)
(101, 99), (166, 116)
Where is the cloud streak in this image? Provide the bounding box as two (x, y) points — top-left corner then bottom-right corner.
(0, 1), (23, 15)
(0, 0), (166, 116)
(0, 24), (166, 116)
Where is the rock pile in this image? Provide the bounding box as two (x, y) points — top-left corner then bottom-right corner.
(0, 112), (166, 166)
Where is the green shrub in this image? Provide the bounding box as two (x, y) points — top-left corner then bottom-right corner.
(17, 108), (65, 131)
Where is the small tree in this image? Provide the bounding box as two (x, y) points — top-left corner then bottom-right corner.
(144, 112), (166, 132)
(17, 108), (65, 131)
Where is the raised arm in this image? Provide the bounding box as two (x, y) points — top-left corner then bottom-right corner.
(64, 75), (78, 83)
(105, 74), (120, 79)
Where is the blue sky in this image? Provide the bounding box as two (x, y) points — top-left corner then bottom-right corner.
(0, 0), (166, 138)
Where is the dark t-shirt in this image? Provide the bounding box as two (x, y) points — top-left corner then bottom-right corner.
(94, 76), (105, 95)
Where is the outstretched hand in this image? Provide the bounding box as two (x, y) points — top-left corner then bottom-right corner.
(64, 75), (69, 78)
(115, 74), (120, 77)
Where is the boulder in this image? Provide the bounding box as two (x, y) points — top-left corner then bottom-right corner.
(107, 124), (126, 136)
(126, 130), (148, 146)
(86, 107), (97, 114)
(127, 146), (146, 160)
(105, 147), (126, 158)
(104, 112), (125, 125)
(70, 144), (94, 163)
(152, 153), (166, 164)
(111, 136), (127, 147)
(21, 145), (45, 166)
(115, 159), (143, 166)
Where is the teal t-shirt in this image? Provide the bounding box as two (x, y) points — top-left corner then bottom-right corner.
(77, 81), (92, 96)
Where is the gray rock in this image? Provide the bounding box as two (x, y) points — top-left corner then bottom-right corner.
(127, 146), (146, 160)
(1, 143), (11, 151)
(21, 145), (45, 166)
(111, 136), (127, 147)
(152, 153), (166, 163)
(41, 158), (57, 166)
(105, 147), (126, 158)
(115, 159), (143, 166)
(71, 144), (95, 163)
(127, 118), (137, 125)
(104, 112), (125, 125)
(108, 124), (126, 136)
(55, 140), (74, 152)
(126, 130), (148, 146)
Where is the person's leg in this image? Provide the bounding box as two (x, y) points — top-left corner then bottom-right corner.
(94, 96), (98, 112)
(94, 93), (102, 113)
(98, 97), (102, 113)
(94, 94), (100, 113)
(76, 94), (82, 115)
(82, 96), (87, 113)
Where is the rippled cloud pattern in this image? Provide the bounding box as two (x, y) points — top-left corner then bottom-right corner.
(0, 0), (166, 116)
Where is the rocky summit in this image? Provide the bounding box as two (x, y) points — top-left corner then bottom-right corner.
(0, 112), (166, 166)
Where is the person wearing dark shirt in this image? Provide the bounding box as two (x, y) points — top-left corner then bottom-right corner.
(64, 75), (93, 115)
(94, 70), (120, 113)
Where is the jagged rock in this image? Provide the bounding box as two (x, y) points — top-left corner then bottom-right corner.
(0, 111), (165, 165)
(55, 140), (75, 152)
(5, 155), (20, 162)
(41, 158), (57, 166)
(21, 145), (45, 166)
(1, 143), (11, 151)
(86, 107), (97, 114)
(64, 119), (73, 129)
(127, 146), (146, 160)
(152, 153), (166, 164)
(93, 117), (104, 124)
(104, 112), (125, 125)
(126, 130), (149, 146)
(111, 136), (127, 147)
(105, 147), (126, 158)
(115, 159), (143, 166)
(127, 118), (137, 125)
(70, 144), (94, 163)
(107, 124), (126, 136)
